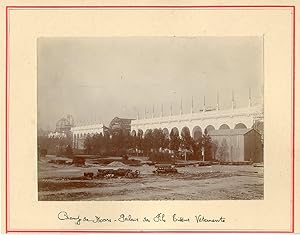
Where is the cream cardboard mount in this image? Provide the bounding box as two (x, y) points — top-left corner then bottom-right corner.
(0, 0), (299, 233)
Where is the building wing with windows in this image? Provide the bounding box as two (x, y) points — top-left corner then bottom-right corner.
(71, 123), (109, 149)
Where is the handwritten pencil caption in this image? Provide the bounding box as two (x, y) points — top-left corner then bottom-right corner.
(58, 211), (226, 225)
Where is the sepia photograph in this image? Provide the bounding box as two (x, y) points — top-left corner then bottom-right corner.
(37, 37), (264, 201)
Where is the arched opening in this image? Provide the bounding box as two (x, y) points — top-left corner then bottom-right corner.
(235, 123), (247, 129)
(162, 128), (169, 138)
(153, 128), (159, 132)
(181, 126), (191, 138)
(131, 130), (136, 136)
(219, 124), (230, 130)
(152, 128), (161, 138)
(144, 129), (152, 136)
(192, 126), (202, 141)
(170, 127), (179, 136)
(137, 129), (143, 137)
(205, 125), (215, 133)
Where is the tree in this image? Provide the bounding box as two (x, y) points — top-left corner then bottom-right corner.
(103, 131), (111, 154)
(56, 137), (70, 156)
(84, 134), (92, 154)
(181, 131), (193, 151)
(86, 133), (107, 155)
(65, 144), (73, 156)
(180, 129), (194, 160)
(38, 134), (72, 156)
(152, 129), (165, 151)
(169, 131), (181, 153)
(162, 135), (170, 149)
(121, 132), (131, 155)
(191, 139), (202, 160)
(202, 129), (213, 161)
(111, 130), (124, 153)
(133, 130), (144, 154)
(142, 130), (153, 156)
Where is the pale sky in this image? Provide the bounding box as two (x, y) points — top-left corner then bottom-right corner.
(37, 37), (263, 130)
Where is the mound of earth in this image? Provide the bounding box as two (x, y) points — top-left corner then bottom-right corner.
(107, 161), (127, 167)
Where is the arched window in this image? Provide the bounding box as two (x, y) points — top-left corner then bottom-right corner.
(219, 124), (230, 130)
(234, 123), (247, 129)
(131, 130), (137, 136)
(170, 127), (179, 136)
(192, 126), (202, 141)
(181, 126), (191, 138)
(205, 125), (215, 133)
(162, 128), (169, 138)
(137, 129), (144, 137)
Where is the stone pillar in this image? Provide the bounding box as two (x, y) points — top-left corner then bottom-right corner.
(191, 96), (194, 114)
(180, 98), (183, 115)
(248, 88), (252, 108)
(216, 92), (219, 111)
(203, 96), (206, 112)
(231, 90), (235, 111)
(152, 105), (154, 118)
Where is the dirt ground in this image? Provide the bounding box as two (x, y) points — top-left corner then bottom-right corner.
(38, 155), (264, 201)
